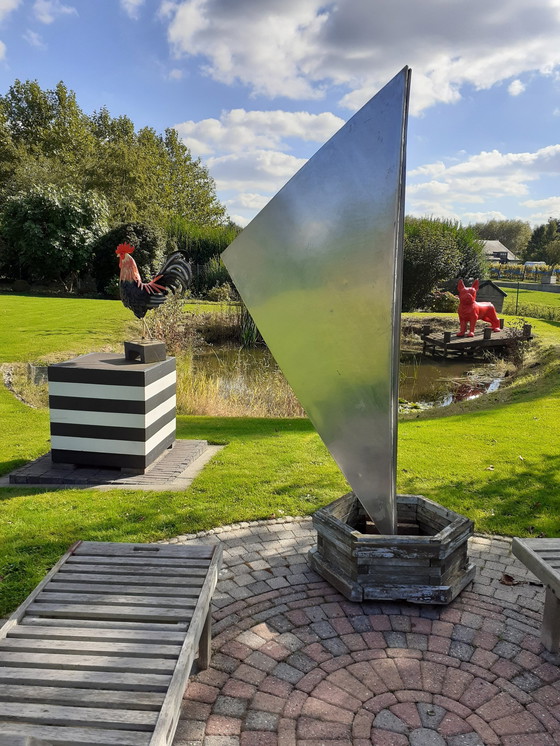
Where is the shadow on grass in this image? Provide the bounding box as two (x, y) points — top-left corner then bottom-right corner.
(421, 453), (560, 538)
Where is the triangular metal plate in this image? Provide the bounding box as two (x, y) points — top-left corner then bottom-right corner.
(223, 68), (410, 534)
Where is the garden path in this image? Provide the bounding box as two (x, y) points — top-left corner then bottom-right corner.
(163, 518), (558, 746)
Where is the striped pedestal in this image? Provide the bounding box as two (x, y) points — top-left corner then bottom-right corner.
(48, 352), (176, 472)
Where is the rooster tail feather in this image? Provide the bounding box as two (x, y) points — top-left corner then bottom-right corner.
(155, 252), (192, 294)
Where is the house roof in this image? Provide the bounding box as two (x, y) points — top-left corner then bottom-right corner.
(478, 279), (507, 297)
(482, 240), (519, 262)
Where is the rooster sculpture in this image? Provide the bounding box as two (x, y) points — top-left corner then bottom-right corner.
(115, 243), (192, 336)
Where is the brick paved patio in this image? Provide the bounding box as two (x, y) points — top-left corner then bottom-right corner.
(163, 517), (560, 746)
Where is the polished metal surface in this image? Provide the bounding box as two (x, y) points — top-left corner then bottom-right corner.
(222, 68), (410, 535)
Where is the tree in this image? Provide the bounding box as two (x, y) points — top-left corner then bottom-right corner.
(0, 79), (227, 229)
(525, 219), (559, 262)
(471, 219), (532, 258)
(0, 186), (108, 289)
(402, 217), (487, 311)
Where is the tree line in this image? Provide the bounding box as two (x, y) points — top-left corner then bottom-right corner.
(0, 79), (237, 293)
(470, 218), (560, 265)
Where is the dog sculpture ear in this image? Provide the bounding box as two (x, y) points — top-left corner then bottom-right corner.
(457, 279), (465, 292)
(472, 279), (479, 291)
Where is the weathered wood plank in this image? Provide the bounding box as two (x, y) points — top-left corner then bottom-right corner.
(0, 701), (157, 730)
(0, 638), (181, 658)
(150, 543), (222, 745)
(20, 617), (188, 631)
(0, 723), (151, 746)
(44, 582), (204, 597)
(0, 684), (164, 710)
(35, 592), (198, 608)
(0, 666), (171, 691)
(0, 651), (177, 673)
(74, 541), (214, 559)
(61, 560), (210, 574)
(26, 603), (193, 622)
(8, 625), (185, 644)
(512, 538), (560, 594)
(49, 572), (206, 586)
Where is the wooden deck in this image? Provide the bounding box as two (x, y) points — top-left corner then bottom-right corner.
(0, 540), (222, 745)
(421, 323), (533, 358)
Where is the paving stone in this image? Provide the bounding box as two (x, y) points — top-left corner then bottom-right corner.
(373, 709), (409, 734)
(418, 702), (446, 728)
(409, 728), (446, 746)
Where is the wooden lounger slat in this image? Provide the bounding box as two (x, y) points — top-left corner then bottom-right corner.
(45, 582), (204, 597)
(0, 701), (157, 729)
(27, 603), (193, 622)
(0, 638), (181, 658)
(0, 684), (164, 709)
(0, 723), (151, 745)
(0, 539), (222, 744)
(35, 591), (199, 608)
(0, 666), (171, 691)
(74, 541), (214, 558)
(61, 561), (210, 575)
(0, 651), (177, 673)
(8, 625), (185, 643)
(49, 572), (206, 586)
(21, 617), (189, 631)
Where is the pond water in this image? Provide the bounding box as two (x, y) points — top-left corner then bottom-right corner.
(193, 345), (500, 409)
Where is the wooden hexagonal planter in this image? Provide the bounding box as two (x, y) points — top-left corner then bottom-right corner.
(308, 493), (475, 604)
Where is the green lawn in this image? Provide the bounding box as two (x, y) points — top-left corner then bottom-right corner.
(1, 297), (560, 615)
(498, 286), (560, 309)
(0, 294), (229, 361)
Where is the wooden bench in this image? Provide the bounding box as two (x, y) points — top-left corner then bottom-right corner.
(0, 540), (222, 745)
(512, 537), (560, 652)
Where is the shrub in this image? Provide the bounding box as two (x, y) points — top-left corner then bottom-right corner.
(425, 290), (459, 313)
(206, 282), (233, 302)
(0, 185), (108, 291)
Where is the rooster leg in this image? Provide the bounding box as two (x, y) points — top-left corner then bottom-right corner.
(142, 318), (149, 340)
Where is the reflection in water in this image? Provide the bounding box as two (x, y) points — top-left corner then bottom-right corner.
(192, 346), (501, 414)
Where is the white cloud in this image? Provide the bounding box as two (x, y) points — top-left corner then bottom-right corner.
(521, 196), (560, 223)
(33, 0), (76, 24)
(161, 0), (560, 113)
(462, 211), (508, 222)
(408, 144), (560, 222)
(0, 39), (5, 59)
(0, 0), (20, 21)
(121, 0), (144, 19)
(207, 150), (307, 193)
(175, 109), (344, 156)
(508, 79), (526, 96)
(168, 67), (183, 80)
(23, 29), (46, 48)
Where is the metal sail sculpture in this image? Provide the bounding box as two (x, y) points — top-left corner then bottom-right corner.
(222, 68), (411, 535)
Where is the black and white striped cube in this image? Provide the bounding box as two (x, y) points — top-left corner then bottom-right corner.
(48, 352), (176, 471)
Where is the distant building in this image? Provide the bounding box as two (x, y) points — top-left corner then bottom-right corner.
(482, 240), (519, 264)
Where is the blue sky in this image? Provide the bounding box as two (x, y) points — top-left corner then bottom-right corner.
(1, 0), (560, 228)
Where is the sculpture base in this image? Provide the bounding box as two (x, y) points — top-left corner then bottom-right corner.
(124, 340), (167, 363)
(308, 493), (475, 604)
(48, 352), (176, 472)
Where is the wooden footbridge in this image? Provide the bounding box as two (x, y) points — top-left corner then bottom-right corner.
(421, 322), (533, 359)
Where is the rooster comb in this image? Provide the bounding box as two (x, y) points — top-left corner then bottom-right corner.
(116, 243), (135, 256)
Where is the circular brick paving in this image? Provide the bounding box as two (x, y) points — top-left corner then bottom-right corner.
(165, 518), (560, 746)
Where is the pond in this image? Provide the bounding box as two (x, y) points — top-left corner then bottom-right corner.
(191, 345), (501, 415)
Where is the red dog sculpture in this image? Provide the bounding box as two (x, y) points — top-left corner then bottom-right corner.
(457, 279), (501, 337)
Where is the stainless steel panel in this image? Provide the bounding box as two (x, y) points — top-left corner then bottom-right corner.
(222, 68), (410, 535)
